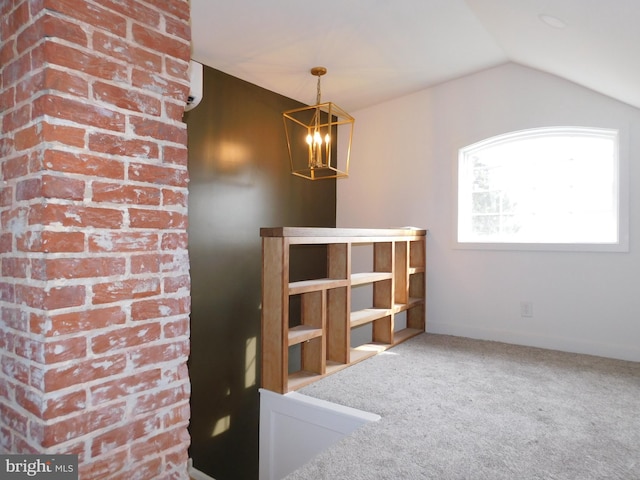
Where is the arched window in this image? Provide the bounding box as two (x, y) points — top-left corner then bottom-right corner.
(457, 127), (626, 251)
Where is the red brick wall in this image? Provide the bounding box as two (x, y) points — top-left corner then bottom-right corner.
(1, 0), (192, 478)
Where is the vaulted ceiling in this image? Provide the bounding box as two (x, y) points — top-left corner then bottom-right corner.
(190, 0), (640, 112)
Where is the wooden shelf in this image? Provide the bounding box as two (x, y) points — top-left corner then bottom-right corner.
(261, 227), (427, 394)
(289, 278), (349, 294)
(288, 325), (323, 346)
(287, 328), (425, 390)
(392, 327), (424, 344)
(351, 272), (393, 286)
(261, 226), (426, 240)
(350, 308), (393, 328)
(394, 298), (424, 313)
(287, 370), (324, 391)
(350, 344), (387, 362)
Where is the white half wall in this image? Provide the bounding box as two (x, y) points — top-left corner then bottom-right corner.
(338, 62), (640, 362)
(259, 389), (380, 480)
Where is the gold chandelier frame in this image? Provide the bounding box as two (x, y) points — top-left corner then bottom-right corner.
(283, 67), (355, 180)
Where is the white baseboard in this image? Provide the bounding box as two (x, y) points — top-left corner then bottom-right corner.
(188, 459), (216, 480)
(427, 321), (640, 362)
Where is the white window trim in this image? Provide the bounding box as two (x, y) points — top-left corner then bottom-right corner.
(453, 126), (629, 253)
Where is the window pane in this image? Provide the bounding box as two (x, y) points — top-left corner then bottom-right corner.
(458, 127), (619, 246)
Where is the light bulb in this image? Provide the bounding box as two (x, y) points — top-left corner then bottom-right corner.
(306, 134), (313, 145)
(313, 131), (322, 145)
(324, 134), (330, 144)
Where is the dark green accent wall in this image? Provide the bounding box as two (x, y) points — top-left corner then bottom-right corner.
(185, 66), (336, 479)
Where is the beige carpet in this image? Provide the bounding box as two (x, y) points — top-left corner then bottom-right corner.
(286, 333), (640, 479)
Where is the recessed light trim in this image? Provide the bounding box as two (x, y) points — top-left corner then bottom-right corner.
(539, 14), (567, 29)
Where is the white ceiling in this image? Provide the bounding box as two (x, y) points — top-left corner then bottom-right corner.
(190, 0), (640, 112)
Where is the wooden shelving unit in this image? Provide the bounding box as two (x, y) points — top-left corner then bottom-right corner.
(260, 227), (427, 394)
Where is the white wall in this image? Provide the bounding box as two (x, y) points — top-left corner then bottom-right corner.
(338, 62), (640, 362)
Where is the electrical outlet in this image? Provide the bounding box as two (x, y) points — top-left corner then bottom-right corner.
(520, 301), (533, 318)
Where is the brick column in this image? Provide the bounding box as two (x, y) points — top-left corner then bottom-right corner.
(1, 1), (192, 478)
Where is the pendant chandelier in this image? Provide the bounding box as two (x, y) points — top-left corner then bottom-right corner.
(283, 67), (355, 180)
